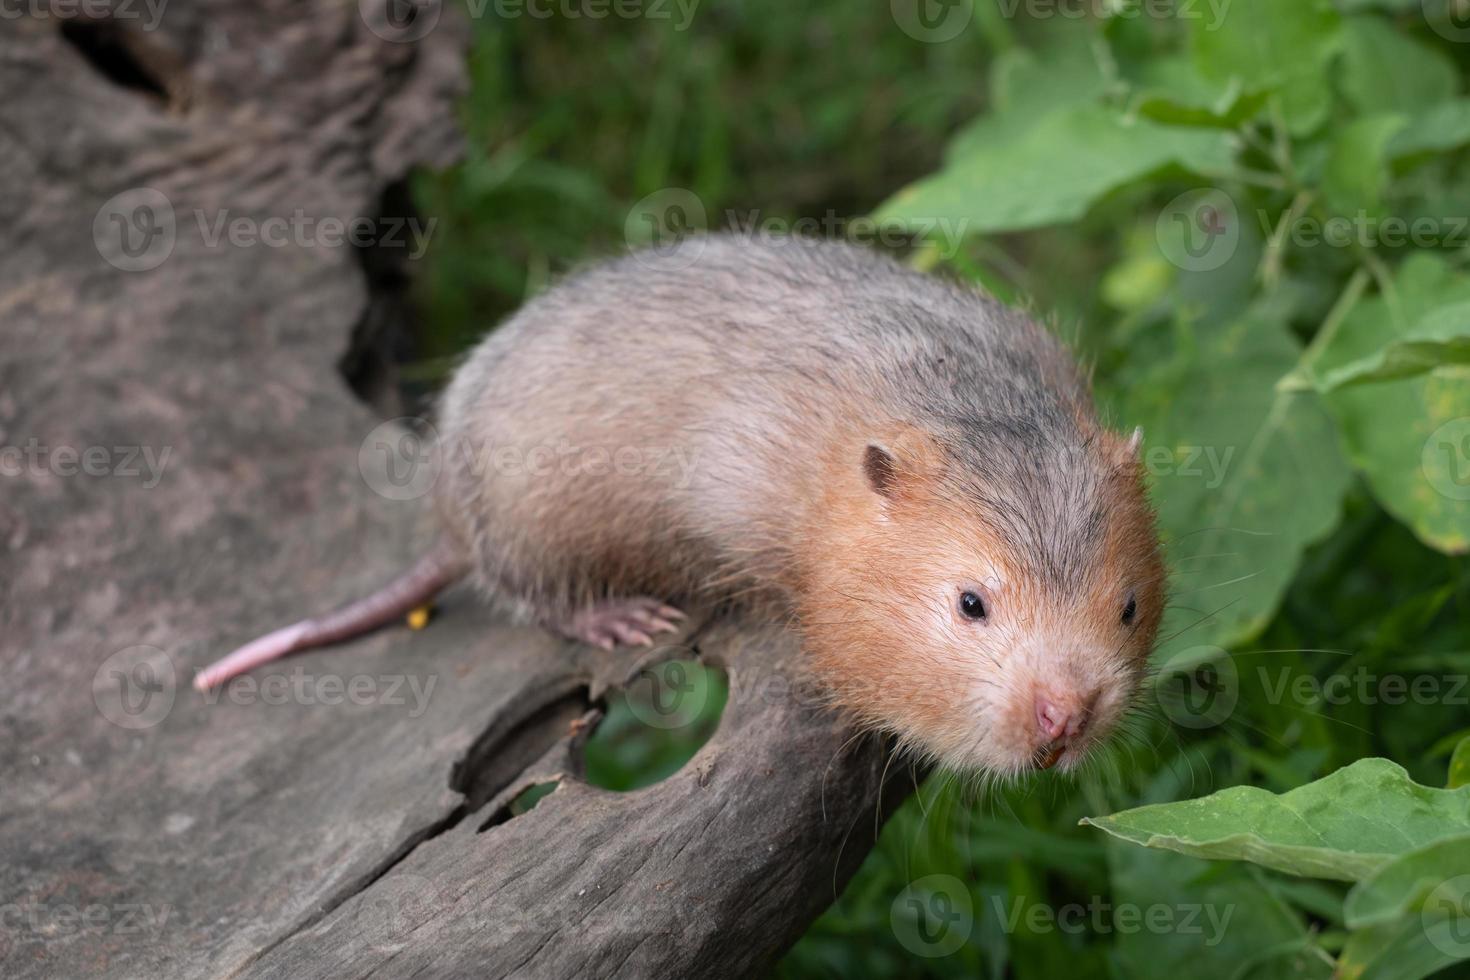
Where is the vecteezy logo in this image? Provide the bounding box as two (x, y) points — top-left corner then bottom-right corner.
(1423, 874), (1470, 958)
(625, 188), (708, 271)
(93, 188), (177, 272)
(1155, 645), (1239, 730)
(891, 874), (973, 958)
(626, 659), (708, 730)
(1424, 0), (1470, 43)
(1423, 417), (1470, 501)
(891, 0), (973, 43)
(355, 872), (441, 953)
(1157, 189), (1240, 273)
(359, 417), (442, 501)
(360, 0), (442, 43)
(93, 645), (177, 729)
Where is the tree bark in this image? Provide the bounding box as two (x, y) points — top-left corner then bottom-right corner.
(0, 4), (905, 978)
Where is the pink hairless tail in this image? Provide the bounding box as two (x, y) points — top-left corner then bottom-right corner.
(193, 541), (469, 691)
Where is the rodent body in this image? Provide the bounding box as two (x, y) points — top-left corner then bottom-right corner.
(201, 235), (1166, 775)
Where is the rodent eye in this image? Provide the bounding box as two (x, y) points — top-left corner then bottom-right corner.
(958, 591), (987, 621)
(1121, 593), (1138, 626)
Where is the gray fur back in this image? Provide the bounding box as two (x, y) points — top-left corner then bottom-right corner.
(435, 234), (1105, 616)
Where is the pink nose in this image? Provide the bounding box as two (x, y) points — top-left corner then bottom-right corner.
(1035, 693), (1096, 742)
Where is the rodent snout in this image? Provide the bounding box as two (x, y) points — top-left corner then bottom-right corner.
(1034, 689), (1100, 766)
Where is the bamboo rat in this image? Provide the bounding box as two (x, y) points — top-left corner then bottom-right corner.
(196, 235), (1165, 775)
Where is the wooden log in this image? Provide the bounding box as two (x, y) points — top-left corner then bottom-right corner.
(0, 5), (906, 977)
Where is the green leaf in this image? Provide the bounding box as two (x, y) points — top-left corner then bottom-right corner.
(1337, 0), (1424, 9)
(942, 30), (1111, 164)
(1339, 16), (1458, 116)
(1343, 834), (1470, 928)
(1107, 314), (1352, 650)
(1322, 115), (1408, 217)
(1389, 100), (1470, 159)
(1451, 738), (1470, 790)
(1335, 916), (1468, 980)
(1130, 54), (1270, 128)
(1315, 254), (1470, 554)
(1191, 0), (1342, 134)
(1082, 759), (1470, 882)
(874, 105), (1234, 236)
(1107, 845), (1333, 980)
(1310, 301), (1470, 390)
(1334, 366), (1470, 555)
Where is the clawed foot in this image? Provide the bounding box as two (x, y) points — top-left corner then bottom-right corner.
(558, 598), (686, 651)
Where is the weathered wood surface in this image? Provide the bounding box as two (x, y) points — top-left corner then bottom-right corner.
(0, 5), (904, 978)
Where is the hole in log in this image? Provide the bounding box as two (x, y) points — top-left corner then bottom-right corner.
(478, 780), (561, 831)
(339, 179), (435, 419)
(582, 659), (728, 792)
(450, 684), (590, 814)
(59, 21), (168, 100)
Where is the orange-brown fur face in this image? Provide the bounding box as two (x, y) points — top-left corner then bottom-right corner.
(797, 426), (1165, 777)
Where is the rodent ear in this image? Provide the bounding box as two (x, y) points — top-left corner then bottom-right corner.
(863, 426), (941, 499)
(1102, 426), (1144, 471)
(863, 444), (901, 497)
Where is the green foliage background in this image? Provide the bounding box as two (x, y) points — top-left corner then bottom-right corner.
(411, 1), (1470, 976)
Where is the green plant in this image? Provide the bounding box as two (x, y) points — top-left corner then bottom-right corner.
(785, 3), (1470, 977)
(413, 2), (1470, 976)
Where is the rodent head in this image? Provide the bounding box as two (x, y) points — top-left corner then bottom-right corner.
(800, 421), (1165, 778)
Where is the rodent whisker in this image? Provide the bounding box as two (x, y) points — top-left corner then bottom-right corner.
(1212, 711), (1290, 753)
(1171, 525), (1279, 541)
(1264, 700), (1376, 737)
(1228, 647), (1353, 658)
(1168, 550), (1243, 567)
(1155, 597), (1244, 646)
(821, 728), (877, 822)
(1167, 570), (1263, 597)
(1158, 736), (1211, 797)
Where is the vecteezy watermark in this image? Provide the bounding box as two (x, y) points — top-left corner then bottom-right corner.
(624, 659), (710, 730)
(993, 0), (1231, 29)
(358, 417), (704, 502)
(1041, 440), (1237, 489)
(1159, 656), (1470, 729)
(1154, 645), (1239, 730)
(623, 192), (976, 270)
(724, 209), (972, 259)
(1423, 417), (1470, 502)
(360, 0), (442, 42)
(359, 0), (700, 43)
(1424, 874), (1470, 958)
(467, 0), (701, 28)
(0, 0), (168, 29)
(0, 901), (174, 936)
(93, 188), (177, 273)
(93, 188), (437, 272)
(196, 667), (438, 717)
(1257, 210), (1470, 251)
(891, 0), (973, 43)
(93, 646), (178, 730)
(1258, 667), (1470, 708)
(1423, 0), (1470, 43)
(1157, 189), (1241, 273)
(1141, 445), (1235, 489)
(359, 418), (442, 502)
(891, 875), (974, 958)
(354, 872), (442, 953)
(0, 439), (172, 489)
(193, 209), (436, 258)
(990, 895), (1236, 946)
(625, 187), (710, 271)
